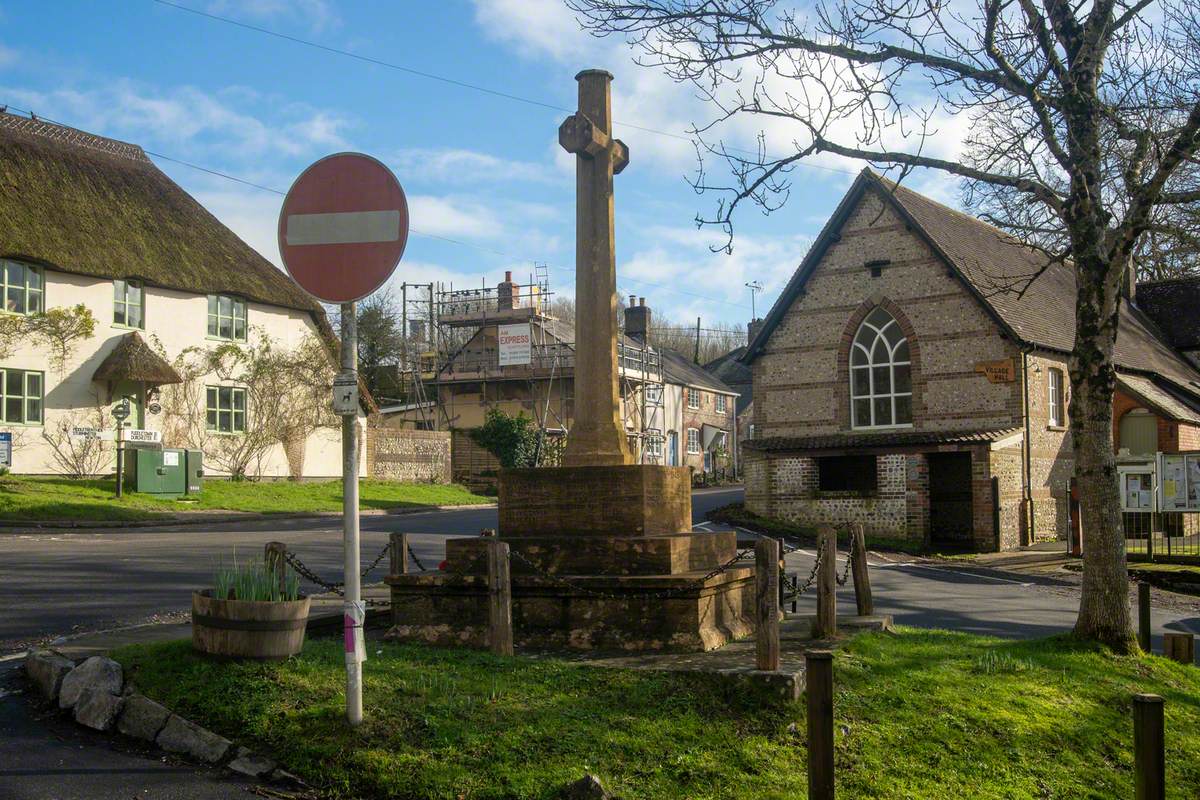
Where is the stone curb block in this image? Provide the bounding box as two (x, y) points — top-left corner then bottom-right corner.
(59, 656), (123, 710)
(228, 747), (276, 778)
(24, 649), (76, 703)
(156, 714), (232, 764)
(74, 688), (125, 731)
(117, 693), (172, 742)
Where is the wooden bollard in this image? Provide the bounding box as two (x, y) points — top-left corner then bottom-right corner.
(806, 650), (835, 800)
(850, 523), (873, 617)
(1133, 693), (1164, 800)
(390, 533), (409, 575)
(486, 539), (514, 657)
(264, 541), (287, 598)
(1138, 582), (1152, 653)
(755, 537), (781, 672)
(1163, 632), (1195, 665)
(813, 526), (837, 639)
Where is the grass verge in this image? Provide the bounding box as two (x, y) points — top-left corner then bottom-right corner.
(113, 629), (1200, 799)
(0, 476), (492, 522)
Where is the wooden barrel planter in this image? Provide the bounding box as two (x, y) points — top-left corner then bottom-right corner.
(191, 590), (311, 660)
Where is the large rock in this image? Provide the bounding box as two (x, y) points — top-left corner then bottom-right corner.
(24, 650), (76, 702)
(117, 694), (171, 741)
(58, 656), (123, 709)
(157, 714), (231, 763)
(560, 774), (617, 800)
(73, 688), (125, 731)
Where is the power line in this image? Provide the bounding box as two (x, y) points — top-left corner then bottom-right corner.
(2, 103), (750, 310)
(149, 0), (855, 177)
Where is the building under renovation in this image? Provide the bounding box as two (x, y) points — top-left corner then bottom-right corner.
(382, 272), (738, 483)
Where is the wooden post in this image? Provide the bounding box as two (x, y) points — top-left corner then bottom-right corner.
(755, 537), (781, 671)
(264, 541), (287, 598)
(806, 650), (835, 800)
(1138, 582), (1152, 653)
(814, 526), (837, 639)
(1162, 632), (1195, 665)
(390, 533), (409, 576)
(486, 539), (514, 657)
(850, 523), (873, 617)
(1133, 693), (1165, 800)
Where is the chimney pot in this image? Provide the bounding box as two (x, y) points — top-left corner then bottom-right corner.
(639, 297), (645, 306)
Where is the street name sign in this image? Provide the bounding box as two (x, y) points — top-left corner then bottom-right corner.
(122, 429), (163, 447)
(71, 427), (116, 441)
(277, 152), (409, 303)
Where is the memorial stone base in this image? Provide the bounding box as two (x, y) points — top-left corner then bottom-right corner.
(385, 464), (755, 651)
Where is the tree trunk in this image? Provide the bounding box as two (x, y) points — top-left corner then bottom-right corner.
(1069, 254), (1136, 652)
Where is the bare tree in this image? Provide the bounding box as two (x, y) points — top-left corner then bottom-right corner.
(41, 403), (113, 479)
(573, 0), (1200, 650)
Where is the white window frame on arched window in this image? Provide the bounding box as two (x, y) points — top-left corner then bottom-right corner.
(850, 307), (913, 429)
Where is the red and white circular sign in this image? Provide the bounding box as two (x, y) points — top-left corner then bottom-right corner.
(277, 152), (409, 303)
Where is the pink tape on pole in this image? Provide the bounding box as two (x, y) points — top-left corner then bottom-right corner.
(344, 614), (355, 653)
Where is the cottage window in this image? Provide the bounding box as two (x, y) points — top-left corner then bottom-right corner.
(206, 386), (246, 433)
(687, 388), (700, 409)
(850, 307), (912, 428)
(113, 279), (145, 329)
(0, 368), (43, 424)
(207, 295), (247, 341)
(686, 427), (700, 453)
(647, 433), (663, 459)
(1048, 368), (1065, 427)
(1, 260), (43, 316)
(818, 455), (877, 493)
(716, 394), (727, 413)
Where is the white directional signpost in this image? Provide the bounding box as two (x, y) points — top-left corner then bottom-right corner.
(278, 152), (409, 727)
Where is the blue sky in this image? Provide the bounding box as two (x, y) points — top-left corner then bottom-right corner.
(0, 0), (963, 328)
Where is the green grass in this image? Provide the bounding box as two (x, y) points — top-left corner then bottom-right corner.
(0, 476), (491, 522)
(112, 629), (1200, 799)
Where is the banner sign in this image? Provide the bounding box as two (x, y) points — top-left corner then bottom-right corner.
(1159, 452), (1200, 511)
(498, 323), (532, 366)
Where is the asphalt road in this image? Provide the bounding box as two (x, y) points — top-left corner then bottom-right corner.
(0, 487), (743, 652)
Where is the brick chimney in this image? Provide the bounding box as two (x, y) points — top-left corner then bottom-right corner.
(747, 317), (765, 346)
(624, 296), (651, 342)
(497, 270), (516, 310)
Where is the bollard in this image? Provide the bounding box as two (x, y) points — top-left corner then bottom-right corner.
(806, 650), (835, 800)
(1133, 693), (1164, 800)
(486, 539), (514, 657)
(1138, 582), (1152, 653)
(813, 526), (838, 639)
(390, 533), (409, 576)
(851, 523), (873, 617)
(755, 537), (781, 671)
(1162, 632), (1195, 665)
(264, 541), (287, 598)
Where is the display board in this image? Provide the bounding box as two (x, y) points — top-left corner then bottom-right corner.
(1158, 452), (1200, 511)
(498, 323), (532, 366)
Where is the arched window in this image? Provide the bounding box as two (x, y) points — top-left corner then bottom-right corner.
(850, 307), (912, 428)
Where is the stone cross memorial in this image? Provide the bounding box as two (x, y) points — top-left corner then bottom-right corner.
(558, 69), (632, 467)
(384, 70), (754, 653)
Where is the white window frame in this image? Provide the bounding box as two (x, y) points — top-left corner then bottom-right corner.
(1, 260), (44, 316)
(207, 294), (247, 341)
(850, 307), (913, 429)
(686, 427), (700, 454)
(645, 384), (663, 406)
(206, 385), (247, 434)
(1048, 368), (1065, 427)
(716, 394), (727, 413)
(687, 387), (700, 410)
(646, 432), (663, 459)
(113, 279), (145, 329)
(0, 367), (44, 425)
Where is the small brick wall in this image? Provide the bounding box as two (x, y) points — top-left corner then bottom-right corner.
(366, 427), (451, 483)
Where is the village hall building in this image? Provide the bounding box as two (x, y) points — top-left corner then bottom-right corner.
(742, 169), (1200, 552)
(0, 111), (362, 478)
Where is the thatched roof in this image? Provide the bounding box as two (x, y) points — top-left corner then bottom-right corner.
(0, 111), (319, 315)
(93, 331), (183, 385)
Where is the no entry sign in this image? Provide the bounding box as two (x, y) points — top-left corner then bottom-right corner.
(278, 152), (409, 303)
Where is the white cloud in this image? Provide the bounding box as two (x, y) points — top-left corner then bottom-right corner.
(390, 147), (560, 186)
(408, 195), (504, 240)
(204, 0), (339, 32)
(0, 44), (16, 69)
(471, 0), (587, 62)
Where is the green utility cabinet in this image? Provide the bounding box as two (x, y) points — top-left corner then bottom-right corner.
(123, 448), (201, 496)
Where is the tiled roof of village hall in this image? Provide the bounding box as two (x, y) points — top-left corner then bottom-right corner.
(1135, 276), (1200, 351)
(744, 427), (1023, 453)
(744, 169), (1200, 398)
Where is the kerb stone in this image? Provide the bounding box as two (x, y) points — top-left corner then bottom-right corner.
(157, 715), (232, 763)
(24, 650), (76, 702)
(73, 688), (126, 731)
(117, 693), (171, 741)
(59, 656), (123, 709)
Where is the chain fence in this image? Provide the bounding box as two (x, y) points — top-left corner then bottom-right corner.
(283, 540), (396, 607)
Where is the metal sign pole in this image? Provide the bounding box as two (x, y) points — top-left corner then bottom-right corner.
(340, 302), (363, 727)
